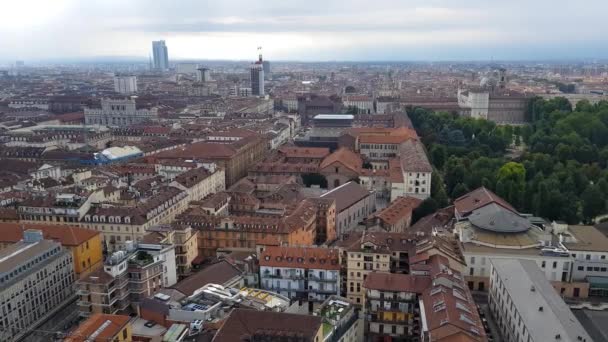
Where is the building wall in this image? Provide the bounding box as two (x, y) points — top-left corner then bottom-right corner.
(334, 194), (375, 237)
(72, 233), (104, 278)
(570, 250), (608, 281)
(0, 248), (75, 342)
(465, 252), (572, 292)
(259, 266), (340, 302)
(346, 251), (391, 305)
(402, 171), (431, 199)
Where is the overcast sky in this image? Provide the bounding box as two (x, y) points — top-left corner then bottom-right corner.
(2, 0), (607, 62)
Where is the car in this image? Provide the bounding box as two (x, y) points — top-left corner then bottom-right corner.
(144, 321), (157, 328)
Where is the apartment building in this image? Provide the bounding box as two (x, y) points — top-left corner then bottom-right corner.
(320, 181), (375, 237)
(76, 241), (176, 317)
(18, 192), (95, 225)
(0, 223), (103, 278)
(363, 272), (430, 341)
(65, 314), (132, 342)
(146, 225), (199, 278)
(80, 186), (188, 251)
(489, 259), (591, 342)
(170, 165), (226, 203)
(0, 230), (76, 342)
(337, 231), (416, 305)
(259, 246), (341, 302)
(179, 199), (319, 258)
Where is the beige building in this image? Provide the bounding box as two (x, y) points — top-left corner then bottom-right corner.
(76, 241), (176, 317)
(170, 165), (225, 203)
(80, 186), (189, 251)
(0, 231), (76, 342)
(337, 231), (414, 305)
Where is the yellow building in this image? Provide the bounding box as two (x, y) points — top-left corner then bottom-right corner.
(336, 231), (413, 305)
(0, 223), (103, 277)
(65, 314), (132, 342)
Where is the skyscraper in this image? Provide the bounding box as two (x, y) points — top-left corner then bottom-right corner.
(250, 49), (265, 96)
(263, 60), (270, 78)
(152, 40), (169, 70)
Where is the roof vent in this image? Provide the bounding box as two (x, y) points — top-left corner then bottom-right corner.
(556, 334), (561, 340)
(539, 306), (544, 312)
(531, 285), (535, 292)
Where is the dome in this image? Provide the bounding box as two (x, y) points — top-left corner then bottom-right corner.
(469, 203), (532, 233)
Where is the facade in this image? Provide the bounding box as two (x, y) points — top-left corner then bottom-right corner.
(0, 231), (75, 342)
(76, 241), (177, 317)
(320, 181), (375, 237)
(338, 232), (415, 305)
(457, 88), (529, 124)
(196, 67), (211, 82)
(400, 140), (433, 200)
(80, 187), (189, 251)
(152, 40), (169, 70)
(250, 53), (265, 96)
(170, 166), (226, 203)
(65, 314), (132, 342)
(84, 98), (158, 126)
(18, 192), (95, 225)
(259, 246), (341, 302)
(363, 272), (429, 341)
(114, 75), (138, 94)
(489, 259), (592, 342)
(0, 223), (103, 278)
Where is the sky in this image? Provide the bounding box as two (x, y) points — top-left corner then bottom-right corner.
(1, 0), (608, 62)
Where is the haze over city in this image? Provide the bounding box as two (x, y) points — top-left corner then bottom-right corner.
(3, 0), (608, 62)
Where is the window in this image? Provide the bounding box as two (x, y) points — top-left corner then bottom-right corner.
(553, 261), (557, 269)
(541, 261), (546, 268)
(586, 255), (591, 260)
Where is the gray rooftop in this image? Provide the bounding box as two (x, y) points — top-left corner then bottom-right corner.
(491, 258), (592, 342)
(469, 203), (532, 233)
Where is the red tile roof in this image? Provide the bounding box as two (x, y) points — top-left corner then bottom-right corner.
(65, 314), (130, 342)
(0, 222), (99, 246)
(260, 246), (340, 270)
(363, 272), (431, 293)
(454, 186), (516, 216)
(319, 147), (362, 174)
(278, 146), (330, 159)
(375, 196), (422, 225)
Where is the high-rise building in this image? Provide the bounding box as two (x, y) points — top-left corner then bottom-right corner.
(263, 60), (270, 77)
(250, 50), (265, 96)
(0, 230), (76, 342)
(152, 40), (169, 70)
(196, 67), (211, 83)
(113, 75), (138, 94)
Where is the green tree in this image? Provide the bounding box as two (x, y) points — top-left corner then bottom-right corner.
(411, 198), (439, 224)
(451, 183), (469, 199)
(430, 144), (448, 170)
(581, 185), (606, 223)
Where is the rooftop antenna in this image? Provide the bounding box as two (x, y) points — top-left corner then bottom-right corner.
(257, 46), (263, 63)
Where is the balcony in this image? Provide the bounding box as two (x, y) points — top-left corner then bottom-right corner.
(77, 300), (92, 307)
(308, 275), (338, 282)
(76, 289), (90, 296)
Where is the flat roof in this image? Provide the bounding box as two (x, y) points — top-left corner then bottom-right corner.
(563, 225), (608, 252)
(0, 240), (59, 275)
(491, 259), (591, 342)
(313, 114), (354, 120)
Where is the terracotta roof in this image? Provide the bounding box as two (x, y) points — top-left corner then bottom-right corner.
(319, 147), (362, 174)
(64, 314), (130, 342)
(213, 309), (322, 342)
(363, 272), (431, 293)
(260, 246), (340, 270)
(399, 139), (432, 172)
(278, 146), (330, 159)
(375, 196), (422, 225)
(420, 255), (486, 342)
(0, 222), (99, 246)
(454, 186), (516, 217)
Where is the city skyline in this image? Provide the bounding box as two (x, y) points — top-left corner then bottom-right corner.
(2, 0), (608, 62)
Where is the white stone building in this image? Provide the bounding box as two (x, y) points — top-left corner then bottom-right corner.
(114, 75), (138, 94)
(259, 246), (341, 302)
(84, 98), (158, 126)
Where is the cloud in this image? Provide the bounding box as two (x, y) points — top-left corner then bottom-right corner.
(0, 0), (607, 61)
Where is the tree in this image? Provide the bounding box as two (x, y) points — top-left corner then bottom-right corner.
(451, 183), (469, 199)
(430, 171), (449, 207)
(496, 162), (526, 208)
(412, 198), (439, 224)
(430, 144), (448, 170)
(582, 185), (606, 223)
